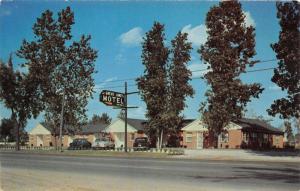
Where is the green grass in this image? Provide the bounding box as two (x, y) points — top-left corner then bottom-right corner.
(4, 149), (169, 158)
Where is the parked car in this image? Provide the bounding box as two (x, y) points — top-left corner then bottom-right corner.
(68, 138), (91, 150)
(133, 137), (150, 151)
(92, 137), (115, 150)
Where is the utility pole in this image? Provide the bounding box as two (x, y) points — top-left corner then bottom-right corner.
(59, 89), (65, 152)
(124, 82), (128, 152)
(100, 82), (138, 153)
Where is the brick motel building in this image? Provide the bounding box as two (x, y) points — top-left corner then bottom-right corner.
(181, 118), (284, 149)
(28, 117), (283, 150)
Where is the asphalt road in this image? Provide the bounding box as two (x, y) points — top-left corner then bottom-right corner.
(0, 152), (299, 191)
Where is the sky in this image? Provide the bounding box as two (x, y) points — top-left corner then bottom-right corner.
(0, 0), (289, 131)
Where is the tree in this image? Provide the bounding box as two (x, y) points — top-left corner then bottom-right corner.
(89, 113), (112, 124)
(137, 23), (194, 148)
(137, 22), (169, 149)
(0, 118), (29, 145)
(284, 121), (294, 147)
(168, 32), (194, 132)
(117, 110), (125, 119)
(267, 2), (300, 122)
(198, 1), (263, 145)
(0, 55), (42, 150)
(17, 7), (98, 147)
(0, 118), (15, 142)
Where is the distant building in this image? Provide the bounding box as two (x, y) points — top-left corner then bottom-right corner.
(28, 123), (108, 147)
(104, 118), (147, 148)
(182, 118), (284, 149)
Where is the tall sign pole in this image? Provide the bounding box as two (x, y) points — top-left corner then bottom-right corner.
(99, 83), (138, 153)
(124, 82), (128, 152)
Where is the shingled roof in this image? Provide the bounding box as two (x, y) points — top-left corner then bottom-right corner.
(39, 122), (109, 135)
(80, 123), (108, 134)
(234, 118), (283, 135)
(126, 118), (148, 131)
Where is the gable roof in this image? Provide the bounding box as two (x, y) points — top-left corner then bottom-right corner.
(181, 118), (283, 135)
(233, 118), (284, 135)
(80, 123), (108, 134)
(29, 123), (51, 135)
(182, 119), (206, 131)
(126, 118), (147, 131)
(33, 122), (109, 135)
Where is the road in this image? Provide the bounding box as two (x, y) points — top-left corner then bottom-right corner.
(0, 152), (299, 191)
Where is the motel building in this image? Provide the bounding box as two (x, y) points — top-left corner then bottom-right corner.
(181, 118), (284, 149)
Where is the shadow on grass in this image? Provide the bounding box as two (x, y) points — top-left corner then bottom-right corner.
(189, 166), (300, 184)
(243, 149), (300, 157)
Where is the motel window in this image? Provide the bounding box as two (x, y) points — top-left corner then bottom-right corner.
(243, 133), (249, 143)
(186, 133), (193, 143)
(275, 136), (279, 145)
(131, 133), (135, 141)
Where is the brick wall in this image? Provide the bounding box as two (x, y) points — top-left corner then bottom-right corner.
(272, 134), (284, 148)
(228, 130), (243, 149)
(182, 131), (197, 149)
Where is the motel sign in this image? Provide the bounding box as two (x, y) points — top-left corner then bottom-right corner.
(99, 90), (125, 107)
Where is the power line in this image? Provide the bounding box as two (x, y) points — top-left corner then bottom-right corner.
(96, 58), (278, 84)
(94, 84), (136, 90)
(245, 67), (275, 73)
(95, 59), (278, 90)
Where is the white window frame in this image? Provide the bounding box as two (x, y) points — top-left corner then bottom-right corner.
(186, 133), (193, 143)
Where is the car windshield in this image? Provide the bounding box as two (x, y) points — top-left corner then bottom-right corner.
(96, 138), (109, 142)
(135, 138), (147, 143)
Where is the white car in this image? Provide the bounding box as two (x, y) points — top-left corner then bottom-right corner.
(92, 138), (115, 150)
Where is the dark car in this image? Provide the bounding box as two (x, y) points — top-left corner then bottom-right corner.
(68, 138), (91, 150)
(133, 137), (150, 151)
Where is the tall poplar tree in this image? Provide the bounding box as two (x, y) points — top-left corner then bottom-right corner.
(137, 22), (169, 148)
(267, 2), (300, 125)
(17, 7), (98, 145)
(199, 1), (263, 145)
(168, 32), (194, 132)
(137, 23), (194, 148)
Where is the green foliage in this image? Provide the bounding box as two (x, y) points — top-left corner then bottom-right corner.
(0, 118), (28, 144)
(267, 1), (300, 120)
(168, 32), (194, 131)
(199, 1), (263, 136)
(89, 113), (112, 124)
(137, 22), (194, 148)
(0, 55), (42, 149)
(284, 121), (294, 145)
(137, 22), (169, 146)
(16, 7), (98, 136)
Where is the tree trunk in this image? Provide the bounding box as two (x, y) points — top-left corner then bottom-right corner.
(11, 110), (20, 151)
(159, 129), (164, 149)
(54, 135), (58, 150)
(16, 122), (20, 151)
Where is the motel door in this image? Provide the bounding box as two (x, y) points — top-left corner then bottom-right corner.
(197, 132), (203, 149)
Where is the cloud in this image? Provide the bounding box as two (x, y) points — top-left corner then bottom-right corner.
(0, 9), (11, 17)
(94, 77), (118, 91)
(268, 85), (281, 91)
(115, 53), (126, 65)
(243, 11), (256, 27)
(182, 24), (208, 47)
(188, 62), (211, 78)
(119, 27), (143, 46)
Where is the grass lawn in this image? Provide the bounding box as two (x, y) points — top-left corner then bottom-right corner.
(1, 149), (170, 158)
